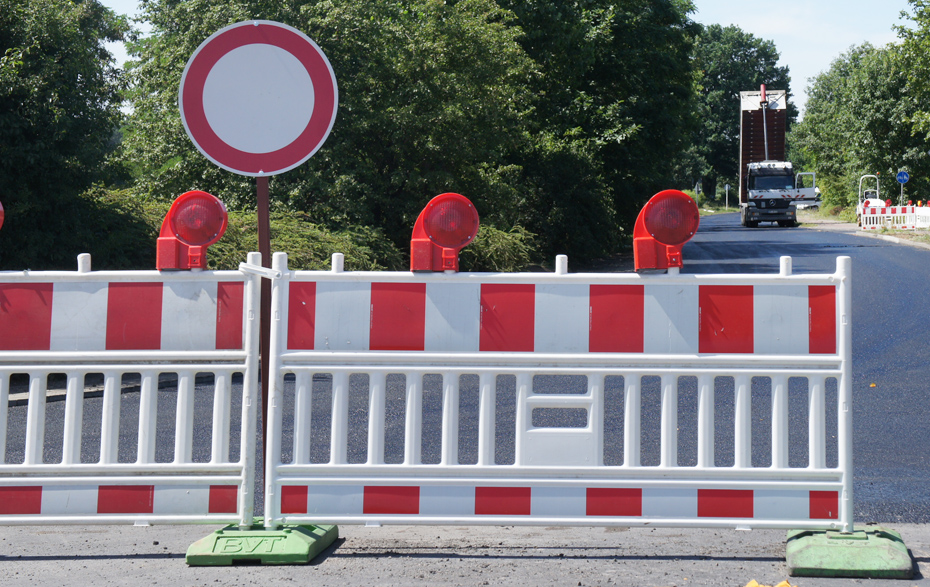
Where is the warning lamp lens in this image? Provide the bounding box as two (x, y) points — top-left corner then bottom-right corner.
(642, 190), (700, 246)
(424, 194), (479, 249)
(0, 200), (4, 232)
(170, 192), (228, 246)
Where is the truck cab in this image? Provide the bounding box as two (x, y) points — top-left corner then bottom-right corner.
(740, 161), (818, 227)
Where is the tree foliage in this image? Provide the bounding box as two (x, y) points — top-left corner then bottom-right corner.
(0, 0), (127, 268)
(791, 43), (926, 208)
(680, 24), (794, 199)
(122, 0), (699, 264)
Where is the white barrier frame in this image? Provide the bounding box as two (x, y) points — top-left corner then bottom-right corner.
(0, 253), (261, 527)
(264, 253), (853, 533)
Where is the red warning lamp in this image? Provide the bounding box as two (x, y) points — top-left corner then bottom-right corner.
(410, 193), (480, 272)
(156, 191), (228, 270)
(633, 190), (700, 272)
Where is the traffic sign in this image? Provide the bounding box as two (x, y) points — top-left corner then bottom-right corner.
(897, 171), (910, 184)
(179, 20), (338, 177)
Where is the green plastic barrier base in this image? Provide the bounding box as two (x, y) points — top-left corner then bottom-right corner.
(786, 526), (913, 579)
(186, 520), (338, 566)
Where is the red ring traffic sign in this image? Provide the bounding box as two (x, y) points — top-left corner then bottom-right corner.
(179, 20), (338, 176)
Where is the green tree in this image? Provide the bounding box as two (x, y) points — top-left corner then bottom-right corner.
(0, 0), (128, 268)
(123, 0), (541, 254)
(500, 0), (699, 232)
(683, 24), (794, 199)
(792, 43), (925, 208)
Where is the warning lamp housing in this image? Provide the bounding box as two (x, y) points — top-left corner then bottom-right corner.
(633, 190), (700, 272)
(156, 191), (228, 270)
(410, 193), (480, 272)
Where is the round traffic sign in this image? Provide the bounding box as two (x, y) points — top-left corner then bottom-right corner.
(179, 20), (338, 176)
(897, 171), (910, 184)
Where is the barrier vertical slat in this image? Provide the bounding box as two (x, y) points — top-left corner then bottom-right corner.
(265, 252), (289, 529)
(697, 374), (714, 468)
(809, 375), (826, 468)
(514, 372), (531, 466)
(62, 371), (83, 465)
(772, 374), (788, 468)
(137, 369), (157, 464)
(175, 369), (195, 464)
(838, 256), (854, 532)
(331, 371), (349, 465)
(735, 374), (751, 468)
(404, 372), (423, 465)
(368, 371), (386, 465)
(293, 371), (313, 464)
(440, 371), (460, 466)
(24, 373), (46, 465)
(100, 370), (120, 464)
(477, 372), (496, 466)
(211, 372), (231, 464)
(240, 251), (262, 528)
(624, 374), (641, 467)
(660, 374), (678, 467)
(0, 373), (8, 462)
(591, 373), (605, 467)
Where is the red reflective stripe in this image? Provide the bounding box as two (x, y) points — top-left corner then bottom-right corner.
(369, 283), (425, 351)
(281, 485), (309, 514)
(586, 488), (642, 516)
(588, 285), (644, 352)
(215, 282), (244, 350)
(0, 486), (42, 514)
(698, 285), (753, 353)
(479, 284), (534, 352)
(475, 487), (531, 515)
(287, 282), (316, 350)
(810, 491), (839, 519)
(105, 283), (162, 350)
(0, 284), (53, 350)
(97, 485), (154, 514)
(208, 485), (238, 514)
(808, 286), (836, 354)
(363, 486), (419, 514)
(698, 489), (753, 518)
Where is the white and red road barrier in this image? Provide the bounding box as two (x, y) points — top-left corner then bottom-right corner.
(0, 253), (261, 525)
(263, 253), (853, 532)
(860, 206), (917, 230)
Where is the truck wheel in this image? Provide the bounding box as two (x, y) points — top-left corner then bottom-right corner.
(746, 220), (758, 228)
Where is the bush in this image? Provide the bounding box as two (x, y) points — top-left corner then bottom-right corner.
(459, 225), (537, 272)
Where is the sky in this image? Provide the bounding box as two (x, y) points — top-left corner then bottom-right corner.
(693, 0), (912, 115)
(101, 0), (915, 115)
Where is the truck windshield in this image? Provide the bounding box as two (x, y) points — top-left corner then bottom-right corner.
(751, 175), (793, 190)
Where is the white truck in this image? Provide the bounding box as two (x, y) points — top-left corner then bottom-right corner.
(738, 86), (819, 227)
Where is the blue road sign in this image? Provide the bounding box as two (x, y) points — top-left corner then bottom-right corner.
(897, 171), (910, 184)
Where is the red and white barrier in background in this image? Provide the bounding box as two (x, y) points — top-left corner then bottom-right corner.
(0, 253), (260, 526)
(861, 206), (917, 230)
(263, 253), (853, 532)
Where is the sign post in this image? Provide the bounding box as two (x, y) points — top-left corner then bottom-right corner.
(725, 184), (730, 210)
(179, 19), (339, 563)
(178, 21), (338, 555)
(897, 171), (910, 205)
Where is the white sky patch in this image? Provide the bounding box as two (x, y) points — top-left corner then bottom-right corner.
(694, 0), (913, 116)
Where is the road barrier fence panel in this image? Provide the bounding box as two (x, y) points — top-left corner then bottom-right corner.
(0, 253), (261, 526)
(263, 253), (853, 533)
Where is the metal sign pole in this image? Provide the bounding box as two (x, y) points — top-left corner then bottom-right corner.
(257, 176), (272, 450)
